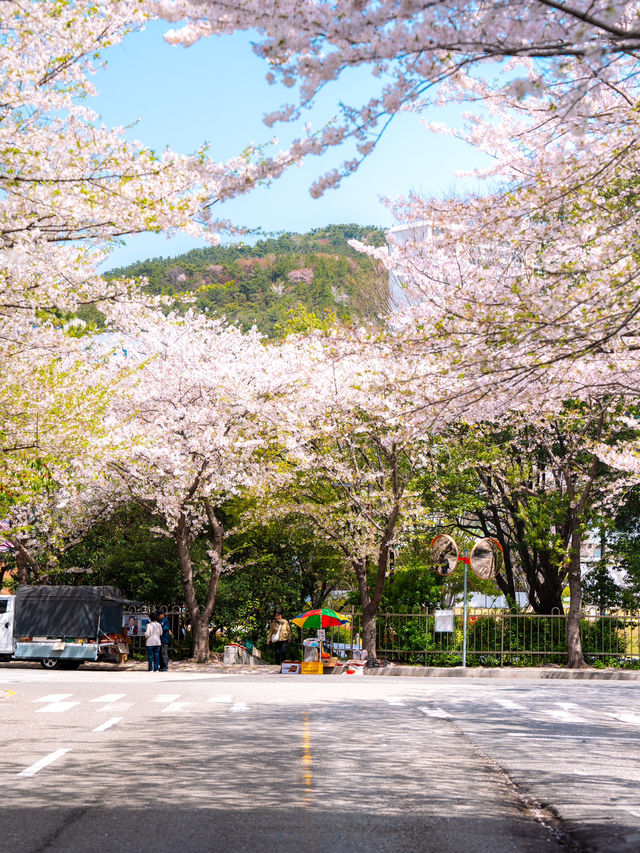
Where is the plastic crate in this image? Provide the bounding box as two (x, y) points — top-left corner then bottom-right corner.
(301, 661), (324, 674)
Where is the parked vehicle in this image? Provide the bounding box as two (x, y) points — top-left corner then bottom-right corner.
(0, 585), (132, 669)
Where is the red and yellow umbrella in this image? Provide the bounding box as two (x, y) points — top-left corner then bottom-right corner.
(291, 608), (351, 629)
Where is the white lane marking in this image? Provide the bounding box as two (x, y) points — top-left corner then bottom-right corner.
(610, 712), (640, 726)
(541, 709), (587, 724)
(93, 717), (123, 732)
(33, 694), (72, 703)
(207, 695), (233, 703)
(36, 701), (80, 713)
(624, 808), (640, 818)
(91, 694), (126, 704)
(153, 694), (180, 703)
(507, 732), (640, 744)
(556, 702), (580, 710)
(506, 733), (637, 741)
(418, 707), (451, 718)
(230, 702), (248, 713)
(18, 748), (71, 777)
(161, 701), (195, 713)
(495, 699), (525, 711)
(385, 697), (405, 706)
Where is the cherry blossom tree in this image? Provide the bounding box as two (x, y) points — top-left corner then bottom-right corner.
(103, 307), (298, 661)
(0, 325), (126, 551)
(157, 0), (640, 190)
(251, 327), (447, 659)
(1, 0), (299, 555)
(157, 0), (640, 376)
(1, 0), (297, 330)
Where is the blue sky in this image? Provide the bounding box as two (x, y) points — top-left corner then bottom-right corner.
(95, 21), (488, 268)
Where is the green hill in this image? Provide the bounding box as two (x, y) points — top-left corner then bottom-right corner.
(107, 224), (388, 336)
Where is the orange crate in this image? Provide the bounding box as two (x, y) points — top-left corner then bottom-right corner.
(301, 661), (324, 674)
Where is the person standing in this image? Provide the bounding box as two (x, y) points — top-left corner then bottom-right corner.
(266, 608), (292, 665)
(158, 608), (172, 672)
(145, 613), (162, 672)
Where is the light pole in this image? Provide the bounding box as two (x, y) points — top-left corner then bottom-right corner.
(462, 549), (468, 668)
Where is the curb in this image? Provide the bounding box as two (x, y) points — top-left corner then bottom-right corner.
(363, 665), (640, 680)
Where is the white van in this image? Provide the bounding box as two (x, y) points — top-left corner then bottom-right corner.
(0, 595), (15, 658)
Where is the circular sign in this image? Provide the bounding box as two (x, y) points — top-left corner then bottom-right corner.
(430, 534), (459, 576)
(470, 538), (503, 580)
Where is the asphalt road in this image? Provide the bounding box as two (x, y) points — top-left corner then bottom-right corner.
(1, 666), (639, 853)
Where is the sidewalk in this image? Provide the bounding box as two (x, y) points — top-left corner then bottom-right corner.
(364, 664), (640, 680)
(114, 660), (640, 679)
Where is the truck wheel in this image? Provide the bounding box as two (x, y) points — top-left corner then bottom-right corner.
(40, 658), (61, 670)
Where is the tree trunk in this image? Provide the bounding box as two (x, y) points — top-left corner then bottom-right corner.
(174, 517), (211, 664)
(353, 533), (396, 660)
(353, 557), (376, 658)
(566, 531), (587, 669)
(190, 611), (210, 663)
(174, 503), (225, 665)
(16, 548), (29, 585)
(11, 539), (42, 585)
(361, 604), (377, 659)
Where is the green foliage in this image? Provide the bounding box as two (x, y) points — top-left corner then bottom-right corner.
(592, 486), (640, 610)
(382, 566), (444, 612)
(106, 224), (388, 336)
(57, 504), (188, 602)
(217, 503), (350, 654)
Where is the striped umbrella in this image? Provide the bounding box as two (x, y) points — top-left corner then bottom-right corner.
(291, 608), (351, 629)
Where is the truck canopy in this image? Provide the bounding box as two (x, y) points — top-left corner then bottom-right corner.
(14, 585), (129, 638)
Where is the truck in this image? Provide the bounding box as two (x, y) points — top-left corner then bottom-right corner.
(0, 585), (132, 669)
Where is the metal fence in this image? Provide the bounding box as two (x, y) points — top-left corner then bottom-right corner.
(122, 604), (185, 658)
(120, 604), (640, 666)
(340, 609), (640, 666)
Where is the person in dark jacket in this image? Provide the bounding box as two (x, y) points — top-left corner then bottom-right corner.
(158, 609), (172, 672)
(266, 608), (292, 665)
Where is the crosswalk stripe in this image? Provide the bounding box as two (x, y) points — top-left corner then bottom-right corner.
(207, 695), (233, 703)
(385, 697), (405, 706)
(230, 702), (248, 712)
(36, 701), (80, 713)
(18, 748), (71, 777)
(541, 709), (587, 723)
(495, 699), (525, 711)
(96, 702), (134, 713)
(93, 717), (123, 732)
(33, 694), (72, 703)
(610, 712), (640, 726)
(161, 701), (195, 713)
(418, 706), (450, 718)
(91, 694), (126, 703)
(153, 694), (180, 703)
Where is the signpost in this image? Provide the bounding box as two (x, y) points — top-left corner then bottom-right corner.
(434, 609), (454, 632)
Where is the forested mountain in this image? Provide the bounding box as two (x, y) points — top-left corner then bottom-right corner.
(107, 224), (388, 335)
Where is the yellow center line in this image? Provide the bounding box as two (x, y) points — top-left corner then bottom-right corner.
(302, 711), (313, 805)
